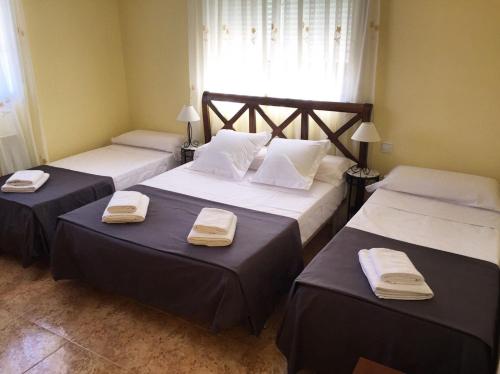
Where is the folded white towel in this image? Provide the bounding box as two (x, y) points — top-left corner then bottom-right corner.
(102, 194), (150, 223)
(359, 249), (433, 300)
(369, 247), (424, 284)
(188, 214), (237, 247)
(1, 173), (50, 193)
(193, 207), (236, 235)
(106, 191), (143, 214)
(6, 170), (45, 186)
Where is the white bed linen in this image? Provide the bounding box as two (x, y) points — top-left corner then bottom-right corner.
(348, 189), (500, 265)
(141, 163), (345, 244)
(50, 144), (177, 191)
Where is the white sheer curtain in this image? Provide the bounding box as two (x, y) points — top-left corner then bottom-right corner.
(0, 0), (44, 175)
(188, 0), (380, 140)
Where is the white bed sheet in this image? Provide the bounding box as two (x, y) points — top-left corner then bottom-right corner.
(141, 163), (346, 244)
(50, 144), (177, 191)
(348, 188), (500, 265)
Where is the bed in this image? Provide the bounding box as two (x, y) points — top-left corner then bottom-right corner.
(277, 171), (500, 374)
(50, 143), (177, 191)
(50, 92), (373, 334)
(0, 130), (181, 266)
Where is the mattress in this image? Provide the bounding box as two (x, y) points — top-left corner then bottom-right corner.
(50, 144), (177, 190)
(347, 188), (500, 265)
(141, 163), (346, 244)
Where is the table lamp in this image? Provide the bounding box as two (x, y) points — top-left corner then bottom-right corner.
(350, 122), (381, 173)
(177, 105), (200, 147)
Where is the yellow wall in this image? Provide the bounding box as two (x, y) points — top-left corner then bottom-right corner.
(118, 0), (189, 136)
(20, 0), (500, 180)
(23, 0), (130, 161)
(372, 0), (500, 180)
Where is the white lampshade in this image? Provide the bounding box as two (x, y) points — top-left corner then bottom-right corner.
(351, 122), (381, 143)
(177, 105), (200, 123)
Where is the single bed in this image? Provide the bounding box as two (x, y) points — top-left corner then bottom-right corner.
(277, 180), (500, 373)
(50, 143), (177, 191)
(50, 92), (373, 334)
(0, 130), (181, 266)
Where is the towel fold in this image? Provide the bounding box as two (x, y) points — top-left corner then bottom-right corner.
(102, 193), (150, 223)
(369, 247), (425, 284)
(193, 207), (236, 234)
(188, 214), (237, 247)
(1, 173), (50, 193)
(359, 249), (433, 300)
(106, 191), (143, 214)
(6, 170), (45, 186)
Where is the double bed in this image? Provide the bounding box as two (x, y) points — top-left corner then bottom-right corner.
(0, 131), (180, 266)
(277, 180), (499, 373)
(50, 92), (373, 334)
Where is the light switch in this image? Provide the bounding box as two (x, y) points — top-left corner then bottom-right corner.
(380, 142), (393, 153)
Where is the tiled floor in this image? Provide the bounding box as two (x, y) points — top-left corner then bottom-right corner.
(0, 255), (290, 373)
(0, 255), (293, 373)
(0, 227), (332, 373)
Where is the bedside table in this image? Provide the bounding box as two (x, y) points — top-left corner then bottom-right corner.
(181, 145), (197, 164)
(345, 167), (380, 219)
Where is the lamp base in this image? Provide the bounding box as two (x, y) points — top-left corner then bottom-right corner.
(183, 140), (199, 148)
(183, 121), (199, 148)
(348, 164), (372, 176)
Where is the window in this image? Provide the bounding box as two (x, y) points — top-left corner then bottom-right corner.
(190, 0), (372, 102)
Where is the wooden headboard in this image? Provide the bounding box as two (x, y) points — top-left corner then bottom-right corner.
(201, 91), (373, 167)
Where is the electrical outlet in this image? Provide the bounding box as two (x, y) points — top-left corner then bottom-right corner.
(380, 142), (393, 153)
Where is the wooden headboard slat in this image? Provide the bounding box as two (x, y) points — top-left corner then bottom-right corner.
(227, 104), (249, 127)
(333, 113), (363, 138)
(201, 91), (373, 166)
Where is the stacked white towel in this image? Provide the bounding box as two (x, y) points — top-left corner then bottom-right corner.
(1, 170), (50, 193)
(188, 208), (237, 247)
(102, 191), (149, 223)
(359, 248), (433, 300)
(369, 247), (425, 284)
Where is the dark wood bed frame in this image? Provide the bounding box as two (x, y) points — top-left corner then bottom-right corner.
(201, 91), (373, 168)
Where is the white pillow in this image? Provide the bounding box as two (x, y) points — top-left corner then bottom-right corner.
(193, 142), (210, 161)
(249, 147), (267, 170)
(111, 130), (184, 153)
(315, 155), (356, 184)
(366, 165), (500, 211)
(248, 147), (354, 183)
(193, 138), (267, 170)
(194, 139), (267, 170)
(252, 138), (331, 190)
(190, 130), (271, 180)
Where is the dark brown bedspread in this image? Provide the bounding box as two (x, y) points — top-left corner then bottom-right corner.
(0, 165), (114, 266)
(277, 227), (499, 374)
(51, 185), (303, 334)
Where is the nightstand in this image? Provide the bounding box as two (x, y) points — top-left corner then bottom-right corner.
(181, 145), (197, 164)
(345, 167), (380, 219)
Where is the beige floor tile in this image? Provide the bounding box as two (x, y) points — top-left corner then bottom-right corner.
(62, 299), (185, 369)
(26, 342), (124, 374)
(0, 313), (64, 373)
(0, 308), (16, 330)
(0, 259), (53, 316)
(129, 319), (250, 374)
(22, 280), (126, 341)
(0, 257), (48, 292)
(0, 256), (290, 374)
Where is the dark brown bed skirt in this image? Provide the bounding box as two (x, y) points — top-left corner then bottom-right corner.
(277, 227), (499, 374)
(0, 165), (114, 266)
(51, 186), (304, 334)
